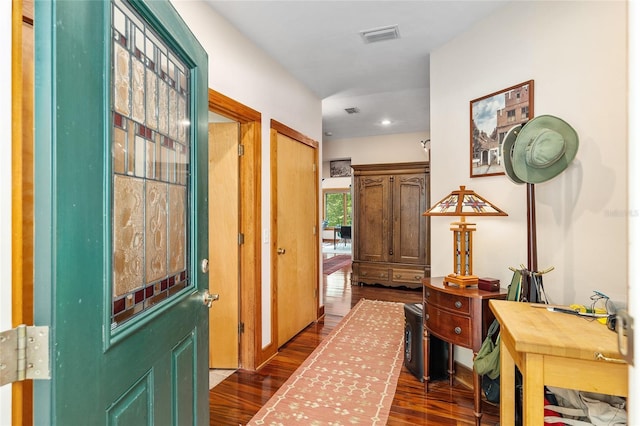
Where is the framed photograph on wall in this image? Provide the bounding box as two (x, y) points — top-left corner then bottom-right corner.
(330, 159), (352, 177)
(470, 80), (534, 178)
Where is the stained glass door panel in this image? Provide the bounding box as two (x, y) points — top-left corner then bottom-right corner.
(33, 0), (209, 423)
(111, 0), (191, 327)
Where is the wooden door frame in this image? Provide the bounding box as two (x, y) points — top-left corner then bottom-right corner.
(269, 119), (320, 353)
(12, 0), (34, 423)
(207, 89), (262, 370)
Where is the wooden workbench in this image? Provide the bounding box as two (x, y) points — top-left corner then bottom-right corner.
(489, 300), (628, 425)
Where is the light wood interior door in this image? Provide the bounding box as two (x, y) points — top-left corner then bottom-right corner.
(209, 122), (239, 368)
(275, 132), (318, 346)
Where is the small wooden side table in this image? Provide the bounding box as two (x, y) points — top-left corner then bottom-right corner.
(423, 277), (507, 425)
(490, 300), (628, 425)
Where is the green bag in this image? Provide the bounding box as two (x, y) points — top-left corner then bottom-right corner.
(473, 319), (500, 380)
(474, 270), (522, 381)
(507, 269), (522, 302)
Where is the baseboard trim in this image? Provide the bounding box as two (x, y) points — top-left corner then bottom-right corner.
(453, 361), (474, 390)
(317, 304), (325, 319)
(255, 350), (278, 371)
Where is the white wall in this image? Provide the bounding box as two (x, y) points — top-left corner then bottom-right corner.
(171, 0), (322, 348)
(322, 177), (351, 189)
(628, 1), (638, 422)
(0, 0), (12, 420)
(322, 131), (430, 170)
(430, 1), (627, 365)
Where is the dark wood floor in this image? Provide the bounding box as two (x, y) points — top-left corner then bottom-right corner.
(209, 253), (499, 425)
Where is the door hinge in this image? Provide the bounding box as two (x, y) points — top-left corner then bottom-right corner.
(238, 144), (245, 156)
(238, 322), (245, 335)
(0, 325), (50, 386)
(238, 233), (245, 245)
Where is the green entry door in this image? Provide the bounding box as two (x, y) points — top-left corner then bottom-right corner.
(33, 0), (210, 424)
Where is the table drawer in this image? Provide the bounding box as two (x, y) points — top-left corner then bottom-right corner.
(358, 265), (389, 281)
(424, 288), (471, 315)
(391, 268), (424, 284)
(425, 305), (472, 348)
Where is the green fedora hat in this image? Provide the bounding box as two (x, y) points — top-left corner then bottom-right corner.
(512, 115), (579, 184)
(501, 124), (525, 184)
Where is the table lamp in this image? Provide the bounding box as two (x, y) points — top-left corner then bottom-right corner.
(423, 185), (507, 288)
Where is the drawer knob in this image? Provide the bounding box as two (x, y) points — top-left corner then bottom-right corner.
(454, 327), (462, 335)
(455, 301), (462, 309)
(414, 275), (422, 280)
(362, 271), (368, 276)
(425, 313), (430, 321)
(425, 290), (430, 298)
(380, 273), (386, 278)
(395, 274), (401, 278)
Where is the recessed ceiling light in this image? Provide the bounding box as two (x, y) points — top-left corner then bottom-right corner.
(381, 119), (391, 126)
(324, 131), (333, 136)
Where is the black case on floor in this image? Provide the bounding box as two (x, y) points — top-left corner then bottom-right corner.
(403, 303), (448, 382)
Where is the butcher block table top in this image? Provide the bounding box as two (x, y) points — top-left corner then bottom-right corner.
(489, 300), (628, 425)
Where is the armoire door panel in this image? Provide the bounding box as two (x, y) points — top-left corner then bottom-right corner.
(393, 173), (427, 264)
(357, 176), (390, 262)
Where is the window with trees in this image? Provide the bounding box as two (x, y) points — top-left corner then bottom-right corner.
(323, 189), (352, 227)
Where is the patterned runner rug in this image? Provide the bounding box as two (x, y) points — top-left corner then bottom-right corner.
(248, 299), (405, 425)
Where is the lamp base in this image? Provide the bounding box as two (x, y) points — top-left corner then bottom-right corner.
(444, 273), (479, 288)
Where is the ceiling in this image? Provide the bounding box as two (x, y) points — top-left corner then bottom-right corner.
(203, 1), (509, 142)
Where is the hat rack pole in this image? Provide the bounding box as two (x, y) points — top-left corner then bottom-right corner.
(526, 183), (538, 272)
(526, 182), (539, 302)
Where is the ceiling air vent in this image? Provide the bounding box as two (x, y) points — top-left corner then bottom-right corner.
(359, 25), (399, 44)
(344, 107), (360, 114)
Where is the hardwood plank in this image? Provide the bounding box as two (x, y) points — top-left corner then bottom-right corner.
(209, 258), (500, 425)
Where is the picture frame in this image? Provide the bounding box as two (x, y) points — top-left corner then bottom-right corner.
(330, 159), (352, 177)
(470, 80), (534, 178)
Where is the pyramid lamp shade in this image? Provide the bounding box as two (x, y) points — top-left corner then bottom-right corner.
(423, 186), (507, 288)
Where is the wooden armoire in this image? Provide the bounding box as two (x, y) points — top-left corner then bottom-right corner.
(351, 162), (430, 289)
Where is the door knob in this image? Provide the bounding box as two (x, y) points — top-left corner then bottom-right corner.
(203, 290), (219, 308)
(277, 248), (286, 255)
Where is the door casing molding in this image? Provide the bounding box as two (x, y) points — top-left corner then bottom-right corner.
(207, 89), (262, 370)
